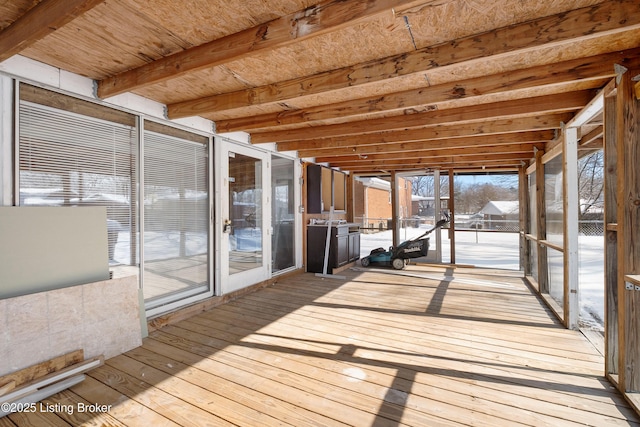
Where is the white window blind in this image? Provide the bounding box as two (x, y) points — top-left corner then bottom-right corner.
(142, 130), (209, 305)
(18, 100), (137, 265)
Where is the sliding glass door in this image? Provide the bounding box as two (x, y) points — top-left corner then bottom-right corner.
(142, 127), (211, 314)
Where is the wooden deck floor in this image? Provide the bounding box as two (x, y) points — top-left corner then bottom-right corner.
(4, 265), (640, 426)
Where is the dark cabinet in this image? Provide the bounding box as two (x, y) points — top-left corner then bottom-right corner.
(307, 224), (360, 273)
(307, 164), (322, 214)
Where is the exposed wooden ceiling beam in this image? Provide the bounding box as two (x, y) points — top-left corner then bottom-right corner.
(316, 143), (541, 164)
(254, 91), (590, 144)
(352, 166), (520, 175)
(0, 0), (105, 62)
(340, 154), (531, 170)
(168, 0), (640, 120)
(297, 131), (554, 158)
(213, 78), (608, 134)
(278, 113), (572, 151)
(97, 0), (424, 98)
(578, 125), (604, 151)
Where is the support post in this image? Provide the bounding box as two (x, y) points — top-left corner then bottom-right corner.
(535, 150), (548, 293)
(519, 166), (530, 275)
(448, 169), (455, 265)
(563, 126), (580, 330)
(391, 171), (399, 248)
(604, 85), (619, 377)
(616, 68), (640, 392)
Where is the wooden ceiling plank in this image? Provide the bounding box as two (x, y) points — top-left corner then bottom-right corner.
(0, 0), (105, 62)
(297, 131), (554, 158)
(278, 112), (571, 151)
(182, 47), (640, 124)
(169, 0), (640, 119)
(255, 91), (590, 144)
(97, 0), (424, 98)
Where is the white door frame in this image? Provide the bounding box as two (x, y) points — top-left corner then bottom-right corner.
(216, 139), (271, 294)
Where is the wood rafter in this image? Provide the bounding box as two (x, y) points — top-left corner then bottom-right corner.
(168, 0), (640, 120)
(277, 113), (572, 152)
(316, 143), (542, 165)
(297, 131), (554, 158)
(343, 156), (530, 171)
(258, 92), (589, 144)
(0, 0), (105, 62)
(97, 0), (426, 98)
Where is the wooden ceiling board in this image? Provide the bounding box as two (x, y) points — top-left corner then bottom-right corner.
(164, 11), (640, 122)
(211, 73), (611, 134)
(118, 0), (315, 47)
(3, 0), (636, 173)
(20, 0), (193, 79)
(134, 66), (254, 105)
(403, 0), (604, 48)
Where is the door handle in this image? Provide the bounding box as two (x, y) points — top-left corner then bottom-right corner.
(223, 219), (232, 233)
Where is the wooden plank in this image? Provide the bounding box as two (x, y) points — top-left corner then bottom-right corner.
(202, 49), (640, 127)
(253, 91), (592, 143)
(0, 381), (15, 397)
(276, 113), (572, 152)
(519, 166), (529, 274)
(172, 0), (640, 121)
(315, 143), (540, 163)
(616, 66), (629, 389)
(0, 0), (105, 62)
(97, 0), (425, 97)
(7, 409), (71, 427)
(71, 375), (181, 427)
(104, 355), (291, 427)
(42, 389), (127, 427)
(8, 266), (640, 427)
(618, 68), (640, 392)
(326, 153), (533, 170)
(88, 363), (232, 426)
(298, 131), (553, 158)
(184, 275), (636, 425)
(19, 83), (136, 127)
(0, 350), (83, 391)
(604, 87), (619, 376)
(535, 150), (549, 294)
(124, 344), (345, 427)
(0, 356), (103, 404)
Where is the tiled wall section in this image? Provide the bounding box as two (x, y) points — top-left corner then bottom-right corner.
(0, 275), (141, 377)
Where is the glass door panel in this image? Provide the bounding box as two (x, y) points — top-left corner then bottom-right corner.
(221, 142), (270, 293)
(272, 156), (296, 272)
(143, 131), (210, 313)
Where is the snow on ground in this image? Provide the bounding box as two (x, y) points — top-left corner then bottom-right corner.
(360, 224), (605, 331)
(111, 223), (605, 332)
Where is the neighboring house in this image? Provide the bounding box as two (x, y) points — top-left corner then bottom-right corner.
(354, 177), (412, 230)
(479, 200), (519, 229)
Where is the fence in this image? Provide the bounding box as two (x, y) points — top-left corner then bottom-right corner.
(355, 217), (604, 236)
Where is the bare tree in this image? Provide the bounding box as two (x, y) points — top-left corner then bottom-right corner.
(577, 150), (604, 219)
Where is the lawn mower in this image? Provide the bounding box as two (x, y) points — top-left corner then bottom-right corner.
(361, 213), (450, 270)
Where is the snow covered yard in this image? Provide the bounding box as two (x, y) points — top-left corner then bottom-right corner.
(360, 225), (605, 332)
